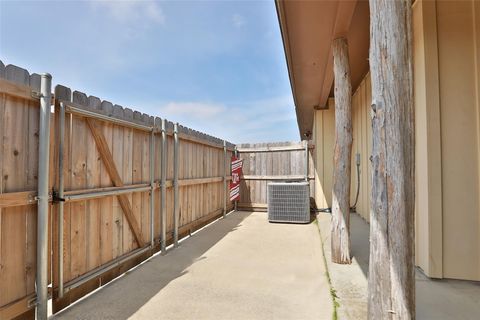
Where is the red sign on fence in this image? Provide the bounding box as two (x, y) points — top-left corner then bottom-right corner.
(230, 156), (243, 201)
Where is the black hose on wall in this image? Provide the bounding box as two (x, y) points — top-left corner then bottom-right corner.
(313, 153), (361, 214)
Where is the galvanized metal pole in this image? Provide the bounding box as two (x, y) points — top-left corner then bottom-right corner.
(223, 140), (227, 217)
(58, 102), (65, 299)
(173, 123), (179, 247)
(149, 129), (155, 248)
(160, 119), (167, 253)
(37, 73), (52, 320)
(63, 186), (151, 201)
(63, 246), (151, 294)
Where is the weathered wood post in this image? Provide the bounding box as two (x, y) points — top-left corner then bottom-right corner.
(331, 37), (353, 264)
(368, 0), (415, 319)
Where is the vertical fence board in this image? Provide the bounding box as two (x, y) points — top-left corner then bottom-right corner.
(100, 102), (114, 265)
(0, 60), (3, 312)
(122, 109), (134, 253)
(2, 66), (29, 308)
(86, 97), (101, 272)
(0, 63), (43, 320)
(237, 141), (314, 209)
(1, 61), (235, 319)
(111, 106), (124, 259)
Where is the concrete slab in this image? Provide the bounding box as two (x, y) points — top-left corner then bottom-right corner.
(51, 211), (333, 320)
(317, 213), (368, 320)
(317, 212), (480, 320)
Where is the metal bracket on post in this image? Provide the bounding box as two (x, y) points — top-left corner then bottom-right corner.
(31, 91), (43, 99)
(160, 120), (167, 254)
(223, 140), (227, 218)
(36, 73), (52, 320)
(173, 123), (179, 247)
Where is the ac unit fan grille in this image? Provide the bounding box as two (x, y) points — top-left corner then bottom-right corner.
(268, 182), (310, 223)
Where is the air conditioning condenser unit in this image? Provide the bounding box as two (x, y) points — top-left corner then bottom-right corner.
(267, 182), (310, 223)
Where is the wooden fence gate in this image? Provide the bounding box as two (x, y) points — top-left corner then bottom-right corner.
(0, 62), (234, 319)
(236, 141), (314, 211)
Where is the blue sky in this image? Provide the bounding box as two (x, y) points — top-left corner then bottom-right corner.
(0, 0), (298, 143)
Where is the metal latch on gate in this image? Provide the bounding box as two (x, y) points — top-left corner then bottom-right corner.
(52, 191), (65, 202)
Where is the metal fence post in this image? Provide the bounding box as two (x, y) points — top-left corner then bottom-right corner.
(160, 119), (167, 253)
(223, 140), (227, 218)
(58, 102), (65, 299)
(173, 123), (179, 247)
(150, 128), (155, 248)
(37, 73), (52, 320)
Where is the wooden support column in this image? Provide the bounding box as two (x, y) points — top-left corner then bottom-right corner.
(368, 0), (415, 319)
(331, 37), (353, 264)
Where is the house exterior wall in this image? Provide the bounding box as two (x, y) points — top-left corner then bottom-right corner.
(313, 99), (335, 210)
(412, 0), (444, 279)
(313, 80), (372, 221)
(313, 0), (480, 281)
(434, 0), (480, 281)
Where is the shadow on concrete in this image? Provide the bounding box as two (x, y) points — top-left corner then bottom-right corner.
(349, 213), (370, 277)
(51, 211), (253, 320)
(347, 213), (480, 319)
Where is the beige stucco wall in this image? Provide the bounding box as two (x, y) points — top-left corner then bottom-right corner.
(435, 0), (480, 281)
(413, 0), (444, 279)
(313, 0), (480, 281)
(313, 99), (335, 210)
(414, 0), (480, 281)
(350, 74), (372, 223)
(313, 76), (372, 221)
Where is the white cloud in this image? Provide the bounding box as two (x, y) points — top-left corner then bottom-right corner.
(232, 13), (246, 28)
(91, 0), (165, 25)
(159, 102), (227, 120)
(147, 95), (298, 143)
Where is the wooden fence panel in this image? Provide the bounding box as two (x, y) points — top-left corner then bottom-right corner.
(50, 84), (234, 314)
(237, 141), (314, 210)
(1, 60), (234, 319)
(0, 63), (55, 320)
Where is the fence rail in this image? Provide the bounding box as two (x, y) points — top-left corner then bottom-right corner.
(0, 61), (318, 320)
(237, 141), (315, 211)
(0, 61), (234, 320)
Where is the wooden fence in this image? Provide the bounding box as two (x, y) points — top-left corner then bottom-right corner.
(0, 61), (234, 319)
(0, 64), (55, 320)
(236, 141), (314, 211)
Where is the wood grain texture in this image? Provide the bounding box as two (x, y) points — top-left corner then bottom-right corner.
(86, 118), (144, 248)
(0, 78), (37, 102)
(0, 191), (37, 208)
(237, 141), (313, 206)
(0, 59), (235, 318)
(368, 0), (415, 318)
(0, 63), (42, 320)
(331, 37), (353, 265)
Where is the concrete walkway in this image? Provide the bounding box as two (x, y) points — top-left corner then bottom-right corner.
(317, 212), (480, 320)
(51, 211), (333, 320)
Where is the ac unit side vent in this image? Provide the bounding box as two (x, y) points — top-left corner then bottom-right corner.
(267, 182), (310, 223)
